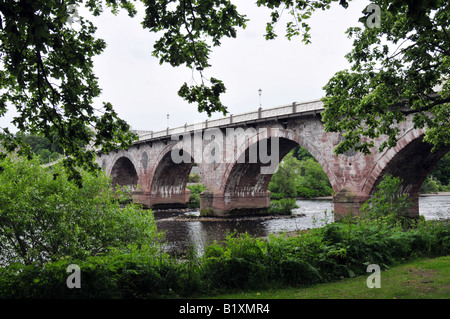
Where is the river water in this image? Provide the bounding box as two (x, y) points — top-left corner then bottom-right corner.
(154, 195), (450, 256)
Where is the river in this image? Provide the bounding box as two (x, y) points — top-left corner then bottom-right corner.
(154, 195), (450, 256)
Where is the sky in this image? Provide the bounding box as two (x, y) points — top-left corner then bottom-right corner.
(1, 0), (371, 134)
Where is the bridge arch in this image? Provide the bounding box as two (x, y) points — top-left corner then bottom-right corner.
(221, 127), (337, 196)
(204, 127), (336, 216)
(362, 128), (450, 216)
(149, 143), (197, 208)
(110, 155), (139, 191)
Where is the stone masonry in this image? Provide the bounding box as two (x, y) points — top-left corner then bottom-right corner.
(96, 99), (449, 220)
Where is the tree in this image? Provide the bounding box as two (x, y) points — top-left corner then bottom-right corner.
(0, 155), (160, 266)
(430, 152), (450, 187)
(268, 151), (333, 199)
(268, 152), (300, 199)
(296, 158), (333, 198)
(291, 145), (314, 162)
(419, 176), (439, 194)
(0, 0), (138, 183)
(321, 0), (450, 155)
(15, 132), (64, 163)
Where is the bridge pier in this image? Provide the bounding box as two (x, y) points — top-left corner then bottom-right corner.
(200, 190), (271, 217)
(131, 189), (191, 209)
(131, 191), (151, 208)
(333, 188), (369, 221)
(407, 192), (420, 218)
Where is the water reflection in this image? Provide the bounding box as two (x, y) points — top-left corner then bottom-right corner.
(156, 213), (274, 255)
(154, 195), (450, 256)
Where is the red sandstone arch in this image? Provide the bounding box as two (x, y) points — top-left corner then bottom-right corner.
(361, 128), (450, 216)
(221, 127), (337, 195)
(148, 143), (197, 208)
(363, 128), (449, 195)
(110, 156), (139, 190)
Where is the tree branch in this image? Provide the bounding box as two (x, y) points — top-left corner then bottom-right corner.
(399, 97), (450, 115)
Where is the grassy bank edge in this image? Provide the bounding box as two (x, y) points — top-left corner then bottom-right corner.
(205, 255), (450, 299)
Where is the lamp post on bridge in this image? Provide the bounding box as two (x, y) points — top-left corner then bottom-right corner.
(166, 114), (170, 135)
(258, 88), (262, 119)
(258, 88), (262, 107)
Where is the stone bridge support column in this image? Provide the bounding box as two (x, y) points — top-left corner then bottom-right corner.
(149, 188), (191, 209)
(332, 188), (370, 220)
(131, 191), (152, 208)
(200, 190), (271, 217)
(131, 189), (191, 209)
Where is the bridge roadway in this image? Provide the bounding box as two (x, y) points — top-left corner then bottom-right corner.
(97, 98), (449, 219)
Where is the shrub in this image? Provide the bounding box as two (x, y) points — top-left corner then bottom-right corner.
(0, 155), (161, 267)
(188, 173), (202, 183)
(0, 219), (448, 298)
(186, 184), (206, 208)
(420, 176), (440, 194)
(361, 174), (412, 224)
(188, 193), (201, 208)
(269, 192), (284, 200)
(0, 247), (181, 298)
(268, 153), (333, 199)
(268, 198), (298, 215)
(187, 184), (206, 195)
(1, 162), (449, 298)
(202, 233), (269, 290)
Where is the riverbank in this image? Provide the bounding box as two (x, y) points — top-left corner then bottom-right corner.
(157, 213), (305, 223)
(420, 191), (450, 197)
(1, 215), (448, 299)
(299, 191), (450, 200)
(207, 255), (450, 299)
(154, 195), (449, 257)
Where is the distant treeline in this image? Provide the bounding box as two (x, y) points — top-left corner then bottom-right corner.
(420, 152), (450, 193)
(15, 132), (64, 164)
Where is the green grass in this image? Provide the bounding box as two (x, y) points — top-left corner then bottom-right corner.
(207, 255), (450, 299)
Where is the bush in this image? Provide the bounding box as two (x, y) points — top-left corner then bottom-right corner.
(1, 164), (449, 298)
(269, 192), (284, 200)
(420, 176), (440, 194)
(188, 193), (201, 208)
(295, 159), (333, 198)
(188, 173), (202, 183)
(203, 233), (269, 290)
(201, 219), (450, 292)
(0, 247), (182, 298)
(361, 174), (412, 223)
(186, 184), (206, 195)
(268, 198), (298, 215)
(1, 218), (448, 298)
(0, 155), (161, 267)
(268, 153), (333, 199)
(186, 184), (206, 208)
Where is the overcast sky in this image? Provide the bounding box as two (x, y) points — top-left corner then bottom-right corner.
(1, 0), (371, 133)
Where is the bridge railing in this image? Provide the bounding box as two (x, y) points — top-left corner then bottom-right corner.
(137, 98), (324, 142)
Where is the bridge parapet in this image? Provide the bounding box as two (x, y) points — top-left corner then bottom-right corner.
(137, 99), (324, 142)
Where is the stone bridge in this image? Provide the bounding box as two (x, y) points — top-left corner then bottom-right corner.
(96, 98), (449, 220)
